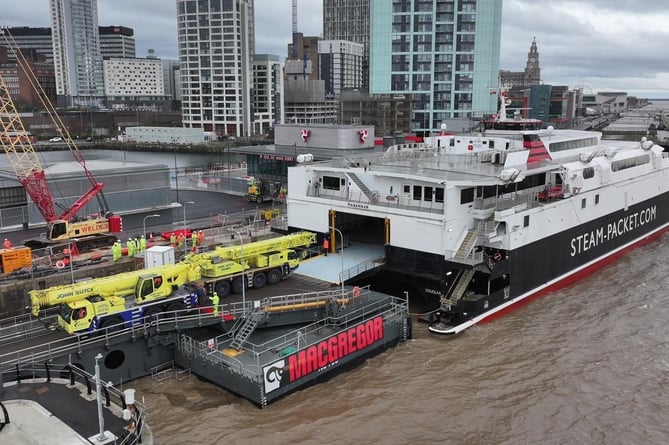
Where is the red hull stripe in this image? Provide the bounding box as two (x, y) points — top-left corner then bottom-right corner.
(523, 134), (551, 164)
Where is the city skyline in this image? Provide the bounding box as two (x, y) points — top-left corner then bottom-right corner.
(2, 0), (669, 98)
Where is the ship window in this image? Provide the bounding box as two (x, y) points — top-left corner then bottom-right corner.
(460, 187), (474, 204)
(403, 184), (411, 193)
(583, 167), (595, 179)
(413, 185), (422, 200)
(549, 137), (599, 152)
(595, 194), (600, 204)
(611, 154), (650, 171)
(423, 186), (433, 201)
(435, 187), (444, 203)
(581, 198), (586, 209)
(322, 176), (341, 191)
(523, 215), (530, 227)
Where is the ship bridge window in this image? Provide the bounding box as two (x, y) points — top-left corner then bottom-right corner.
(461, 187), (474, 204)
(412, 185), (444, 203)
(413, 185), (422, 200)
(322, 176), (341, 191)
(423, 186), (433, 200)
(611, 154), (650, 172)
(548, 137), (599, 152)
(583, 167), (595, 179)
(435, 187), (444, 203)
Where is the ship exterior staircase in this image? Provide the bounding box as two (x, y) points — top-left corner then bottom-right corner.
(229, 306), (266, 351)
(448, 229), (484, 266)
(441, 269), (475, 307)
(346, 171), (378, 204)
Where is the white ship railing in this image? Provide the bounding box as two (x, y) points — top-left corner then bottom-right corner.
(307, 187), (445, 214)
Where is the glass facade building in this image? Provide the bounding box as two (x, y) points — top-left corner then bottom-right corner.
(369, 0), (501, 134)
(50, 0), (105, 107)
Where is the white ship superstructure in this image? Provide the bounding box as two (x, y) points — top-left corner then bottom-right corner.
(287, 129), (669, 334)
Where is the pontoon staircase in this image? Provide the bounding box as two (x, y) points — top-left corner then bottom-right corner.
(441, 269), (475, 307)
(346, 172), (377, 203)
(229, 306), (265, 351)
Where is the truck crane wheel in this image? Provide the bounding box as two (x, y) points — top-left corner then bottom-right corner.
(144, 307), (161, 321)
(252, 272), (267, 289)
(232, 277), (245, 294)
(167, 302), (185, 313)
(215, 281), (231, 298)
(101, 317), (123, 332)
(267, 268), (282, 285)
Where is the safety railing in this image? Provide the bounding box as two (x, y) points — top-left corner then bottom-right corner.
(202, 292), (408, 375)
(0, 361), (147, 445)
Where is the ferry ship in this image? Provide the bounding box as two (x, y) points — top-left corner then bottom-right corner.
(285, 125), (669, 335)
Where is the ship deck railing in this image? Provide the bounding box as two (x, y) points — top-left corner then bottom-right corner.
(307, 187), (445, 215)
(193, 290), (408, 379)
(472, 183), (576, 215)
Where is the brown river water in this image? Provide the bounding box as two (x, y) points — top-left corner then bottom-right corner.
(130, 234), (669, 445)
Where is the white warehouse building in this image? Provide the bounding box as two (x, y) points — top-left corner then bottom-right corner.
(123, 126), (211, 144)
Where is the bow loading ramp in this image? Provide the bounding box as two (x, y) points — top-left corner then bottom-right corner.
(175, 286), (411, 407)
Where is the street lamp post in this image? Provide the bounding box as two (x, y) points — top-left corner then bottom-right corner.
(93, 353), (108, 442)
(174, 146), (179, 203)
(143, 214), (160, 239)
(183, 201), (195, 256)
(235, 231), (246, 315)
(329, 226), (345, 296)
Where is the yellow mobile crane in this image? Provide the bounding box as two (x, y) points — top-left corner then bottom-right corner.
(202, 231), (315, 261)
(184, 232), (316, 297)
(30, 263), (202, 334)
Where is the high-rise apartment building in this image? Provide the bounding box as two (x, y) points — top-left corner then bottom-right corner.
(369, 0), (502, 133)
(176, 0), (255, 137)
(252, 54), (283, 136)
(50, 0), (105, 107)
(323, 0), (370, 90)
(318, 40), (364, 98)
(99, 26), (136, 59)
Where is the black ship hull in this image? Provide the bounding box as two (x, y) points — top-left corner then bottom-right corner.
(383, 192), (669, 334)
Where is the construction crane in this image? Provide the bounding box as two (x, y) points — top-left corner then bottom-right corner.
(0, 28), (121, 251)
(292, 0), (298, 60)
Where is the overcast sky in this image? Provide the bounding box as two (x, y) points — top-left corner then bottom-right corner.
(2, 0), (669, 98)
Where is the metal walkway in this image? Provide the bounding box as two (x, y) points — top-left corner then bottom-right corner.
(295, 242), (384, 284)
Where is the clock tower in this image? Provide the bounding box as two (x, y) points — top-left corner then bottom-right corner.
(524, 37), (541, 85)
